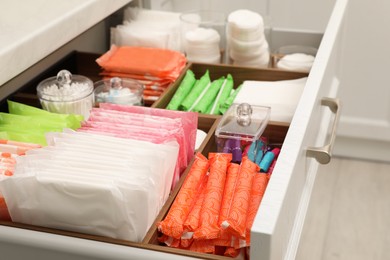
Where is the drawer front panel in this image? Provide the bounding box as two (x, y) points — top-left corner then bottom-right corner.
(250, 0), (349, 259)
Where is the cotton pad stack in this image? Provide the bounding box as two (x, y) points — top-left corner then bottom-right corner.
(276, 53), (315, 72)
(184, 27), (221, 64)
(180, 11), (226, 64)
(227, 9), (270, 68)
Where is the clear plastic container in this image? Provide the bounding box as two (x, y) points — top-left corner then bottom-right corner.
(215, 103), (270, 163)
(94, 77), (144, 106)
(37, 70), (94, 120)
(271, 45), (318, 72)
(180, 10), (226, 64)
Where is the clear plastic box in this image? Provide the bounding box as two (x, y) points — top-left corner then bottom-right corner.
(215, 103), (270, 163)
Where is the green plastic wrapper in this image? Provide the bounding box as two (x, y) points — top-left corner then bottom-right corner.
(0, 128), (50, 146)
(219, 84), (242, 114)
(7, 100), (83, 129)
(179, 70), (211, 111)
(192, 76), (225, 114)
(0, 113), (71, 130)
(206, 74), (234, 115)
(166, 70), (196, 110)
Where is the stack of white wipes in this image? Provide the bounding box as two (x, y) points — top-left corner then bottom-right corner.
(0, 130), (179, 242)
(233, 77), (308, 122)
(111, 7), (182, 52)
(227, 9), (270, 67)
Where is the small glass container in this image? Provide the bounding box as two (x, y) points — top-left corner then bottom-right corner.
(37, 70), (94, 119)
(271, 45), (318, 72)
(94, 77), (144, 106)
(215, 103), (270, 163)
(180, 10), (226, 64)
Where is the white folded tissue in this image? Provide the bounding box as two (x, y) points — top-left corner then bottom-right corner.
(0, 131), (179, 242)
(233, 77), (308, 122)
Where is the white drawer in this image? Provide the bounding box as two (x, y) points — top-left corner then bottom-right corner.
(251, 0), (348, 259)
(0, 0), (348, 259)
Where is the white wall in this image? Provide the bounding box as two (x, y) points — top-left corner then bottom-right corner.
(145, 0), (336, 33)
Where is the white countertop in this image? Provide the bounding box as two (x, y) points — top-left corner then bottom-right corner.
(0, 0), (132, 87)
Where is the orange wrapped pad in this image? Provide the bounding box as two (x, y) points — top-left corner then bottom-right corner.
(96, 45), (186, 81)
(158, 153), (209, 239)
(193, 153), (232, 240)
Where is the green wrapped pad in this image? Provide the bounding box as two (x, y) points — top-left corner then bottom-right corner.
(192, 76), (225, 113)
(166, 70), (196, 110)
(7, 100), (83, 129)
(206, 74), (234, 115)
(179, 70), (211, 111)
(219, 84), (242, 114)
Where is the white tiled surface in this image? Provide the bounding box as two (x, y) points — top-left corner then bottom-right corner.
(296, 157), (390, 260)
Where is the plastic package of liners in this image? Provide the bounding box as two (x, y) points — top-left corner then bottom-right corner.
(0, 131), (179, 242)
(80, 105), (196, 187)
(99, 103), (197, 165)
(80, 108), (188, 176)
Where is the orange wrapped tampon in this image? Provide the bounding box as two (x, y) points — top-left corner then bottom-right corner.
(158, 153), (209, 239)
(193, 153), (232, 240)
(213, 163), (240, 247)
(181, 175), (209, 248)
(245, 172), (269, 246)
(222, 156), (259, 239)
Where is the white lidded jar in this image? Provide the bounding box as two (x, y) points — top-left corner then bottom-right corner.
(36, 70), (94, 120)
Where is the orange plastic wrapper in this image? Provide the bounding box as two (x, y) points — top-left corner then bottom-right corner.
(223, 156), (259, 239)
(158, 234), (181, 248)
(158, 153), (209, 239)
(96, 45), (186, 81)
(224, 247), (241, 258)
(181, 175), (209, 248)
(0, 196), (11, 221)
(0, 139), (41, 149)
(189, 239), (215, 254)
(244, 172), (269, 246)
(193, 153), (232, 240)
(213, 163), (240, 247)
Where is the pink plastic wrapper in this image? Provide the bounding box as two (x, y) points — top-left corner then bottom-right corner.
(99, 103), (197, 165)
(82, 114), (187, 176)
(82, 104), (197, 188)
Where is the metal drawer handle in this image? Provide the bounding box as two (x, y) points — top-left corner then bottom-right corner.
(307, 97), (341, 164)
